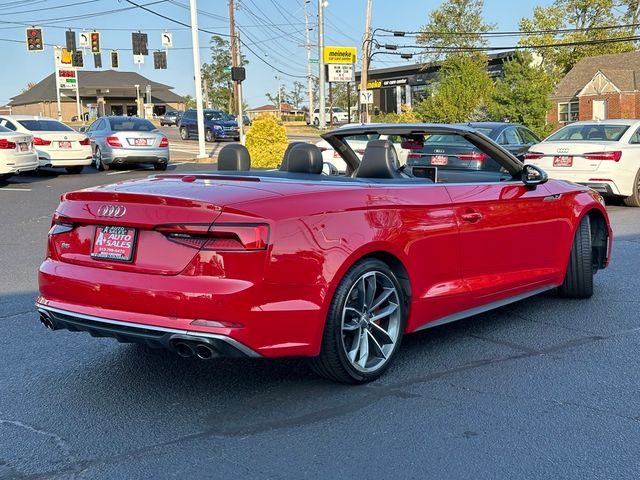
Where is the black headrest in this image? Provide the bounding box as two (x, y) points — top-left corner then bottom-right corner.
(285, 143), (324, 174)
(218, 144), (250, 171)
(354, 140), (403, 179)
(279, 141), (306, 171)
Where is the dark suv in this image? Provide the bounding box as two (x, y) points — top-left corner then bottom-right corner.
(178, 109), (239, 142)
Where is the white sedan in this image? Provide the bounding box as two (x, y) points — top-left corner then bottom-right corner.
(525, 119), (640, 207)
(0, 115), (92, 174)
(0, 124), (38, 180)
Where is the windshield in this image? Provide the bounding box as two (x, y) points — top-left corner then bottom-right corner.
(546, 124), (629, 142)
(17, 120), (73, 132)
(108, 117), (156, 132)
(204, 111), (234, 121)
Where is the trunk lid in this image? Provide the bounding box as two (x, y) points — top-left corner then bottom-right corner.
(526, 141), (615, 173)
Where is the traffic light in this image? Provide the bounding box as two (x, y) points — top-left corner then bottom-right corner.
(71, 49), (84, 68)
(110, 50), (119, 69)
(90, 31), (100, 53)
(93, 53), (102, 69)
(65, 30), (76, 51)
(132, 32), (148, 55)
(231, 67), (246, 82)
(26, 27), (43, 52)
(153, 51), (167, 69)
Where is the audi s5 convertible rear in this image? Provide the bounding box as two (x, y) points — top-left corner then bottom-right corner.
(37, 124), (612, 383)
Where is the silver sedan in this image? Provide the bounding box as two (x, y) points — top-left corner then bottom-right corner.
(82, 116), (170, 171)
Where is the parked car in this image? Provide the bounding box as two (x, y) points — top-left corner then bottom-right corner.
(406, 122), (540, 172)
(178, 109), (239, 142)
(159, 110), (182, 127)
(82, 116), (169, 171)
(306, 107), (349, 126)
(524, 119), (640, 207)
(0, 115), (92, 174)
(0, 124), (38, 180)
(36, 123), (612, 383)
(239, 115), (251, 126)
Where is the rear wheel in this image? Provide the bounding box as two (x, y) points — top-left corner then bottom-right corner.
(180, 127), (190, 140)
(332, 116), (339, 124)
(309, 259), (406, 383)
(65, 166), (84, 174)
(623, 168), (640, 207)
(558, 216), (593, 298)
(94, 147), (109, 171)
(153, 162), (168, 171)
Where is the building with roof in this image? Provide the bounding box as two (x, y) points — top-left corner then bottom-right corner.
(548, 51), (640, 126)
(246, 102), (304, 120)
(8, 70), (185, 122)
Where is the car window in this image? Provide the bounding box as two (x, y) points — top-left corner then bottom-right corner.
(0, 125), (10, 133)
(0, 119), (17, 131)
(501, 128), (522, 146)
(547, 124), (629, 141)
(17, 120), (73, 132)
(204, 110), (225, 121)
(108, 117), (156, 132)
(184, 110), (195, 120)
(629, 127), (640, 144)
(87, 120), (99, 132)
(518, 127), (540, 144)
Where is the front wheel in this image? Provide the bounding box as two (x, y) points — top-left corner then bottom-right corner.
(153, 162), (168, 171)
(205, 129), (214, 143)
(309, 259), (406, 383)
(623, 168), (640, 207)
(558, 216), (593, 298)
(180, 127), (190, 140)
(332, 116), (339, 124)
(313, 118), (319, 126)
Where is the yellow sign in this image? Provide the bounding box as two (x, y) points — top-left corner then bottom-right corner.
(60, 48), (73, 65)
(323, 46), (357, 64)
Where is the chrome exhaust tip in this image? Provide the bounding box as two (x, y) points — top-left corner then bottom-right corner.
(174, 342), (195, 358)
(39, 312), (54, 330)
(195, 344), (215, 360)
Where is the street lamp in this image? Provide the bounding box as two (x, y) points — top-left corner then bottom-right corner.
(134, 84), (140, 117)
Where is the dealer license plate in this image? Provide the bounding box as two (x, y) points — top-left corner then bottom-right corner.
(431, 155), (448, 165)
(58, 141), (71, 149)
(134, 138), (148, 146)
(19, 142), (29, 152)
(91, 225), (137, 262)
(553, 155), (573, 167)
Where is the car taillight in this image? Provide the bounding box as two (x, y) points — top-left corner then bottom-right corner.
(49, 213), (74, 235)
(457, 152), (488, 161)
(33, 137), (52, 146)
(156, 223), (270, 251)
(0, 139), (16, 149)
(78, 137), (91, 145)
(106, 136), (122, 147)
(523, 151), (544, 160)
(159, 137), (169, 147)
(408, 152), (422, 159)
(583, 151), (622, 161)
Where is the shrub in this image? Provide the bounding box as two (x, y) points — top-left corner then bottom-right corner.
(245, 113), (288, 168)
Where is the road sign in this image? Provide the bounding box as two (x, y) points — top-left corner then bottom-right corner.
(58, 69), (77, 90)
(323, 46), (357, 64)
(223, 66), (232, 74)
(309, 58), (319, 64)
(327, 64), (353, 83)
(79, 32), (90, 48)
(360, 90), (373, 105)
(161, 32), (173, 48)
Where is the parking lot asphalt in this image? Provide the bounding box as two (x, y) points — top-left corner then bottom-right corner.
(1, 166), (639, 479)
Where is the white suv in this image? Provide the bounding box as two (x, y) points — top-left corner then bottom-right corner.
(307, 107), (349, 126)
(524, 119), (640, 206)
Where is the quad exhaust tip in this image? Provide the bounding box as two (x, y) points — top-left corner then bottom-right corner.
(39, 312), (55, 330)
(173, 340), (217, 360)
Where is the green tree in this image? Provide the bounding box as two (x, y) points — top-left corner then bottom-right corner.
(288, 81), (307, 108)
(201, 36), (247, 112)
(519, 0), (634, 75)
(488, 52), (555, 136)
(415, 56), (494, 123)
(182, 94), (196, 109)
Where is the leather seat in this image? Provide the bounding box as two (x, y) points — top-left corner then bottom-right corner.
(279, 142), (307, 171)
(353, 140), (404, 179)
(283, 143), (324, 174)
(217, 144), (250, 171)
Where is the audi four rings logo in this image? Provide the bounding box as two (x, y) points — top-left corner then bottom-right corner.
(96, 205), (127, 218)
(557, 147), (569, 153)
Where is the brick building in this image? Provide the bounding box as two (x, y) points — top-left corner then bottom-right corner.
(548, 51), (640, 127)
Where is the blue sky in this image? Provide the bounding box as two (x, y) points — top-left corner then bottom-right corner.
(0, 0), (553, 107)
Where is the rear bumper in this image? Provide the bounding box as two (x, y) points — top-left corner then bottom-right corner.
(105, 147), (170, 165)
(37, 147), (93, 167)
(579, 182), (618, 196)
(0, 154), (39, 174)
(36, 304), (260, 357)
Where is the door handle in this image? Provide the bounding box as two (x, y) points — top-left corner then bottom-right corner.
(460, 211), (483, 223)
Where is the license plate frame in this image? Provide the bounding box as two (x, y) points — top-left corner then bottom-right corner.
(431, 155), (448, 166)
(58, 141), (72, 149)
(553, 155), (573, 167)
(90, 225), (137, 262)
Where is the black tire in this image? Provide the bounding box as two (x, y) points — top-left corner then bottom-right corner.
(180, 127), (190, 140)
(153, 162), (168, 171)
(160, 123), (166, 127)
(65, 166), (84, 174)
(234, 137), (240, 142)
(205, 129), (214, 143)
(623, 168), (640, 207)
(93, 147), (109, 171)
(332, 116), (338, 124)
(309, 258), (407, 383)
(558, 216), (593, 298)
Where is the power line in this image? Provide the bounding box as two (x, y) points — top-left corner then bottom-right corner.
(4, 0), (103, 16)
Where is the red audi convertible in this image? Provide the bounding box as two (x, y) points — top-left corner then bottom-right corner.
(36, 124), (612, 383)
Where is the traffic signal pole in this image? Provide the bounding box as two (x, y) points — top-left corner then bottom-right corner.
(189, 0), (207, 159)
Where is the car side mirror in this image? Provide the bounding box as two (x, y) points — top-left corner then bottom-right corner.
(78, 126), (87, 133)
(522, 164), (548, 187)
(322, 162), (339, 176)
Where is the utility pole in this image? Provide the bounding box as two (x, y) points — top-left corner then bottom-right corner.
(189, 0), (206, 159)
(317, 0), (326, 129)
(236, 32), (245, 144)
(277, 75), (282, 117)
(229, 0), (239, 115)
(361, 0), (372, 123)
(303, 0), (314, 117)
(53, 47), (62, 121)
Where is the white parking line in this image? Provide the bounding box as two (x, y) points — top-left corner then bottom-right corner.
(0, 188), (32, 191)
